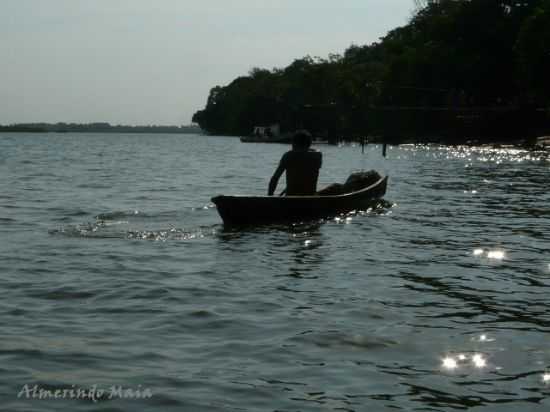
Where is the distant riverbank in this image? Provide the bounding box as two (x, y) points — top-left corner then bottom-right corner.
(0, 122), (202, 134)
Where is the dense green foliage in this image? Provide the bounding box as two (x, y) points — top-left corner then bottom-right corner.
(193, 0), (550, 140)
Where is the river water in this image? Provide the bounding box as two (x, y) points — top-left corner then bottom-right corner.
(1, 133), (549, 411)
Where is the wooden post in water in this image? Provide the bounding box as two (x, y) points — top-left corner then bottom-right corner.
(382, 142), (387, 158)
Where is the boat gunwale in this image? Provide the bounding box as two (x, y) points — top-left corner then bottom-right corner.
(212, 176), (388, 202)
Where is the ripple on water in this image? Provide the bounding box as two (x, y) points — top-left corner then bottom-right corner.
(49, 221), (219, 241)
(95, 210), (142, 220)
(25, 288), (97, 300)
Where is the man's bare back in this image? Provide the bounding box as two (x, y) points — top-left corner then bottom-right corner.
(268, 131), (322, 196)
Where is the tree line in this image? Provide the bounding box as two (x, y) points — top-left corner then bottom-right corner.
(0, 123), (202, 134)
(193, 0), (550, 143)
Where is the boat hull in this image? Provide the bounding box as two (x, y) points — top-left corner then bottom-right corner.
(212, 176), (388, 225)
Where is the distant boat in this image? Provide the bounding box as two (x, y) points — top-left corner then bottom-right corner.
(240, 124), (329, 144)
(240, 135), (292, 143)
(241, 135), (331, 144)
(212, 176), (388, 225)
(240, 124), (292, 143)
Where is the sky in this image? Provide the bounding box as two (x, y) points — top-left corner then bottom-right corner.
(0, 0), (413, 125)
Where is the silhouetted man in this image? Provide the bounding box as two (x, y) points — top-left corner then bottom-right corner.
(268, 131), (322, 196)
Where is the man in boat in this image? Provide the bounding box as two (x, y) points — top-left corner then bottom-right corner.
(268, 130), (322, 196)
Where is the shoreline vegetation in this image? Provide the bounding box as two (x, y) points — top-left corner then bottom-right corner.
(0, 122), (202, 134)
(192, 0), (550, 146)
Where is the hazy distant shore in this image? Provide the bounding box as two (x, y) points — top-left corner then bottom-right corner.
(0, 123), (202, 134)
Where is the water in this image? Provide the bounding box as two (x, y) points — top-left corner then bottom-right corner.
(1, 133), (549, 411)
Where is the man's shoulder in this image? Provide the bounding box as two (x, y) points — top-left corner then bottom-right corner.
(281, 150), (292, 161)
(286, 149), (322, 156)
(306, 149), (322, 161)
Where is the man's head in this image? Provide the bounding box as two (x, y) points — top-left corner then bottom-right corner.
(292, 130), (312, 150)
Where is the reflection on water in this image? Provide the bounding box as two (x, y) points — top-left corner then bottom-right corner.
(473, 249), (506, 260)
(486, 250), (505, 260)
(472, 353), (487, 368)
(442, 353), (487, 371)
(442, 356), (459, 370)
(286, 224), (324, 279)
(476, 334), (494, 343)
(216, 221), (327, 279)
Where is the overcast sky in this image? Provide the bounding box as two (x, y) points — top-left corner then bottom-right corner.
(1, 0), (413, 125)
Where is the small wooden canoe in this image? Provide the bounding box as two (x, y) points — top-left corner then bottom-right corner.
(212, 176), (388, 225)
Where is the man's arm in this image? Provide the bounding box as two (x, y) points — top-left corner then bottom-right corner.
(268, 163), (285, 196)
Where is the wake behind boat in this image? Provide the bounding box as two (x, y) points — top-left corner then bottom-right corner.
(212, 175), (388, 225)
